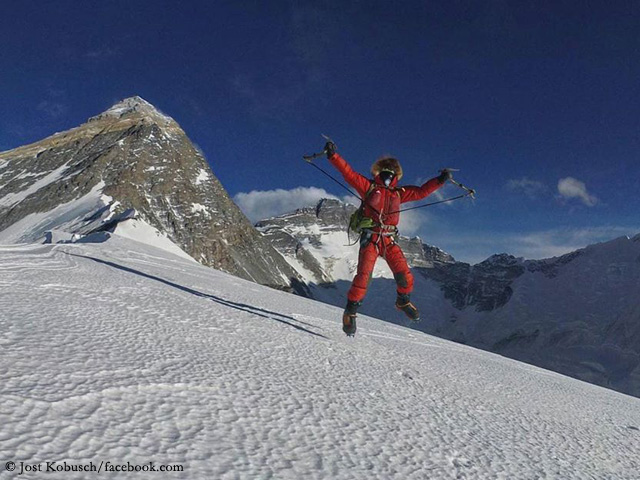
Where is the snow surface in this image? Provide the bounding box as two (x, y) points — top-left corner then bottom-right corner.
(194, 168), (210, 185)
(111, 219), (195, 262)
(190, 203), (209, 216)
(1, 237), (639, 479)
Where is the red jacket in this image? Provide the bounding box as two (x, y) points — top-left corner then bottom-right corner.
(329, 153), (444, 228)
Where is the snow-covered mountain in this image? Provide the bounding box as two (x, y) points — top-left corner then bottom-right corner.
(256, 198), (640, 398)
(2, 237), (639, 479)
(0, 96), (303, 291)
(256, 198), (454, 291)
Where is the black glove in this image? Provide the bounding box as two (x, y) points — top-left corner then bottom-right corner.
(324, 141), (337, 158)
(437, 168), (453, 184)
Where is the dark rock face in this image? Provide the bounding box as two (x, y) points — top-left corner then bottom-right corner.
(419, 253), (526, 311)
(397, 237), (455, 268)
(417, 251), (588, 312)
(423, 244), (456, 265)
(525, 250), (583, 278)
(314, 198), (354, 229)
(0, 96), (302, 291)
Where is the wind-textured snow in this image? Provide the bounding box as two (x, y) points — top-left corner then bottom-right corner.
(1, 236), (639, 479)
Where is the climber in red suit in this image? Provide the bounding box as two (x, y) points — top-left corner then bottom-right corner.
(323, 140), (451, 336)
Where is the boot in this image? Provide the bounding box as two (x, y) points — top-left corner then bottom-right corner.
(342, 300), (361, 336)
(395, 293), (420, 322)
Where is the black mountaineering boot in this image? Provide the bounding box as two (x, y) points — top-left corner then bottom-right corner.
(342, 300), (361, 337)
(395, 294), (420, 322)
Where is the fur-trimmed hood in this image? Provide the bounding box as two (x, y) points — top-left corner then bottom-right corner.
(371, 157), (403, 181)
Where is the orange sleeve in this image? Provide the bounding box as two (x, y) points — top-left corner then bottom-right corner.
(328, 153), (371, 198)
(399, 177), (444, 203)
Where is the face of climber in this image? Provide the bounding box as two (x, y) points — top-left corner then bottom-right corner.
(379, 169), (396, 187)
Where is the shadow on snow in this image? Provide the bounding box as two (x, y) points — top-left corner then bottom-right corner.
(67, 253), (328, 339)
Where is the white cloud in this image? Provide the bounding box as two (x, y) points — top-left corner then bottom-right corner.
(397, 209), (431, 237)
(557, 177), (598, 206)
(508, 226), (633, 258)
(340, 194), (360, 207)
(506, 177), (546, 198)
(233, 187), (339, 222)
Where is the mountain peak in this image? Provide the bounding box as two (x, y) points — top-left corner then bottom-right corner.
(0, 95), (303, 292)
(110, 95), (155, 112)
(89, 96), (175, 125)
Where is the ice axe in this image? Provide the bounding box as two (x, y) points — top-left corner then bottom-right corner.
(440, 168), (476, 199)
(303, 134), (336, 162)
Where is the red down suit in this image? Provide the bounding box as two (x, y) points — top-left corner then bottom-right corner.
(328, 153), (444, 302)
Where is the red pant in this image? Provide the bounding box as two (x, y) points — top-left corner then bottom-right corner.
(347, 234), (414, 302)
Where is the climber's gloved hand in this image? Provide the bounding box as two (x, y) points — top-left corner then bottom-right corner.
(324, 141), (337, 159)
(437, 168), (453, 184)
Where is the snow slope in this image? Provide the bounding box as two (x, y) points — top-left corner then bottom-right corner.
(1, 237), (639, 479)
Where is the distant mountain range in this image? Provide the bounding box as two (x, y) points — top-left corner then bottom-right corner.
(1, 97), (638, 398)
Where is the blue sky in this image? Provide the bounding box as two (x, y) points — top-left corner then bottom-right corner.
(2, 0), (639, 263)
